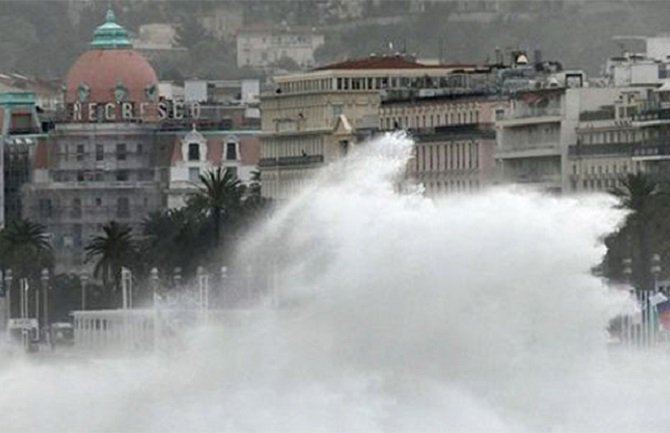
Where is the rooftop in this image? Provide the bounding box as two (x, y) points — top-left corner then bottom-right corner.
(313, 56), (477, 71)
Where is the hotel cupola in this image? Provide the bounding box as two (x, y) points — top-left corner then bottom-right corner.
(63, 7), (159, 122)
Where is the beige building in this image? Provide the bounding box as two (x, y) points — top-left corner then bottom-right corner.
(259, 56), (478, 199)
(381, 92), (506, 194)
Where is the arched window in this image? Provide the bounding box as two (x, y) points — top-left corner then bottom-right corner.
(226, 142), (238, 160)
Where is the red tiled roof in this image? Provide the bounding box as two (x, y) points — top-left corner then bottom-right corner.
(206, 138), (223, 162)
(170, 137), (182, 163)
(313, 56), (478, 71)
(239, 136), (260, 165)
(65, 49), (158, 104)
(34, 138), (48, 169)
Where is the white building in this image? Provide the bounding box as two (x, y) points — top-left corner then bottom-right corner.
(496, 74), (623, 193)
(236, 28), (325, 69)
(166, 127), (260, 209)
(568, 85), (670, 193)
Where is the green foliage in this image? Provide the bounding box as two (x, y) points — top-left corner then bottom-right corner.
(174, 13), (210, 49)
(84, 221), (137, 293)
(0, 219), (53, 280)
(140, 207), (209, 279)
(602, 172), (670, 290)
(188, 167), (245, 245)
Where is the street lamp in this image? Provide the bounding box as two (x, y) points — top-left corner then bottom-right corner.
(651, 253), (662, 291)
(40, 268), (50, 345)
(623, 257), (633, 286)
(80, 273), (88, 311)
(173, 267), (182, 288)
(150, 268), (159, 307)
(4, 269), (12, 324)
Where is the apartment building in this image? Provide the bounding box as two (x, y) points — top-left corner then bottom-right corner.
(568, 85), (670, 192)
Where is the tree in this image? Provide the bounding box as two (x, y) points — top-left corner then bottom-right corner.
(607, 172), (664, 289)
(84, 221), (136, 298)
(0, 218), (53, 280)
(188, 167), (245, 247)
(141, 208), (208, 279)
(174, 13), (209, 49)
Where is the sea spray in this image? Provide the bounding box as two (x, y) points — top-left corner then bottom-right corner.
(1, 132), (659, 433)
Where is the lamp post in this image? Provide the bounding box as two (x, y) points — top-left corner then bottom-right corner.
(150, 267), (160, 350)
(220, 266), (228, 305)
(652, 253), (662, 292)
(150, 268), (160, 307)
(121, 267), (132, 310)
(4, 269), (12, 327)
(173, 267), (182, 288)
(40, 268), (50, 345)
(80, 273), (88, 310)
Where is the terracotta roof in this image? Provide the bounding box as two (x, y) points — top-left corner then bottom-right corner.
(239, 136), (260, 165)
(206, 138), (223, 161)
(64, 49), (158, 104)
(34, 138), (48, 169)
(170, 137), (182, 163)
(313, 56), (477, 71)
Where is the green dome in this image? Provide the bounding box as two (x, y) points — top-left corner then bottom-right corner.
(90, 7), (132, 49)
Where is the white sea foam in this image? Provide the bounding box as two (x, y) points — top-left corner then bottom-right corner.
(2, 132), (665, 433)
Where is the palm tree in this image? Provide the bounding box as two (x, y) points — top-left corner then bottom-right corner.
(610, 172), (662, 289)
(188, 167), (245, 247)
(141, 208), (208, 278)
(85, 221), (136, 297)
(0, 218), (53, 279)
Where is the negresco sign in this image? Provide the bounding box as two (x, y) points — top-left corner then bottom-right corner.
(70, 101), (201, 122)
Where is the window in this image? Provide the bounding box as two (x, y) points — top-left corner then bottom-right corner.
(96, 144), (104, 161)
(116, 143), (127, 161)
(73, 224), (82, 248)
(188, 143), (200, 161)
(137, 143), (143, 155)
(38, 198), (52, 219)
(77, 171), (85, 182)
(116, 170), (129, 182)
(95, 197), (102, 207)
(189, 167), (200, 182)
(76, 144), (85, 161)
(71, 198), (82, 219)
(117, 197), (130, 218)
(226, 142), (237, 160)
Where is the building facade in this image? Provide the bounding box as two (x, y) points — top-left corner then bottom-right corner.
(260, 56), (482, 199)
(568, 86), (670, 192)
(165, 126), (260, 209)
(495, 77), (625, 193)
(380, 92), (505, 194)
(21, 8), (261, 274)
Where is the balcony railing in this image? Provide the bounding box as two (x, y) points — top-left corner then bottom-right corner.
(259, 154), (324, 168)
(502, 107), (562, 120)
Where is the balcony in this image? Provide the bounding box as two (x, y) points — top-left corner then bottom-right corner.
(502, 172), (562, 187)
(259, 154), (324, 168)
(496, 142), (561, 159)
(500, 107), (562, 123)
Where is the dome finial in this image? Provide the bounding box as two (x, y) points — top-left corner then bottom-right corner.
(105, 6), (116, 24)
(90, 2), (132, 49)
